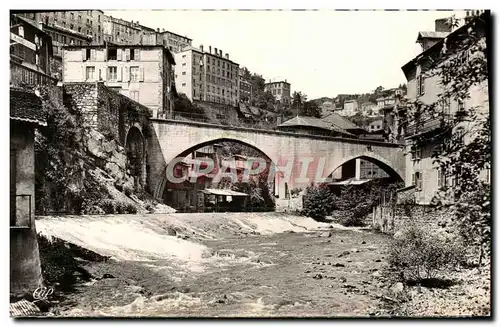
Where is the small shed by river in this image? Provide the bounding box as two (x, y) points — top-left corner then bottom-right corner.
(197, 188), (249, 212)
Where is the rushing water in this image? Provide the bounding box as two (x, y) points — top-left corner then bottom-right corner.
(36, 213), (390, 317)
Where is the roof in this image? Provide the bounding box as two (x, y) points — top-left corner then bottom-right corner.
(329, 178), (373, 186)
(42, 23), (93, 41)
(158, 29), (192, 41)
(10, 87), (47, 126)
(265, 80), (290, 85)
(62, 44), (176, 65)
(278, 116), (354, 136)
(321, 112), (363, 131)
(416, 31), (450, 41)
(402, 12), (489, 79)
(201, 188), (249, 197)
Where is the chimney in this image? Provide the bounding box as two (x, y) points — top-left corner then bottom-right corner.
(157, 28), (160, 33)
(162, 28), (165, 32)
(219, 49), (222, 57)
(225, 53), (229, 60)
(200, 44), (204, 52)
(435, 18), (452, 32)
(209, 45), (212, 54)
(214, 47), (218, 56)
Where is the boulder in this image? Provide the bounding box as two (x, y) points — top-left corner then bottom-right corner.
(87, 136), (106, 159)
(105, 162), (125, 181)
(102, 139), (117, 153)
(389, 282), (405, 297)
(109, 150), (127, 169)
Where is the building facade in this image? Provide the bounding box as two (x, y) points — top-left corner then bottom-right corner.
(401, 12), (490, 205)
(238, 68), (252, 102)
(10, 14), (56, 86)
(102, 16), (143, 45)
(62, 44), (176, 118)
(157, 30), (192, 53)
(265, 80), (291, 104)
(174, 45), (240, 107)
(17, 10), (105, 45)
(10, 87), (46, 297)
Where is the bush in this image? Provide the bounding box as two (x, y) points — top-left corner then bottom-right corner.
(302, 185), (336, 221)
(37, 234), (79, 290)
(99, 199), (116, 214)
(388, 224), (466, 282)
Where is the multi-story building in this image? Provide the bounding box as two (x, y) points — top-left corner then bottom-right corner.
(62, 44), (176, 118)
(265, 80), (291, 104)
(238, 68), (252, 102)
(174, 45), (240, 107)
(102, 16), (192, 52)
(157, 29), (192, 53)
(400, 12), (490, 205)
(17, 10), (105, 45)
(102, 16), (143, 45)
(10, 14), (55, 86)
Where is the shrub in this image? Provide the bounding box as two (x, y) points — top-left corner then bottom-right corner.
(124, 203), (138, 214)
(302, 184), (336, 221)
(99, 199), (116, 214)
(37, 234), (79, 290)
(388, 224), (465, 282)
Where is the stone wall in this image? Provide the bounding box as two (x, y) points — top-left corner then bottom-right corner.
(372, 203), (453, 234)
(63, 82), (151, 146)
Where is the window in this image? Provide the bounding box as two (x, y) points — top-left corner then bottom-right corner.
(413, 172), (423, 191)
(107, 48), (117, 60)
(35, 54), (39, 66)
(86, 66), (95, 80)
(182, 83), (186, 87)
(70, 24), (74, 29)
(458, 99), (465, 112)
(71, 13), (74, 20)
(130, 66), (140, 81)
(410, 145), (422, 161)
(130, 90), (139, 101)
(85, 48), (91, 60)
(437, 168), (447, 188)
(107, 66), (117, 81)
(416, 75), (425, 96)
(182, 72), (186, 75)
(18, 26), (24, 38)
(78, 15), (81, 22)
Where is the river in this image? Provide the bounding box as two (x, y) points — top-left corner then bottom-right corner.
(36, 212), (391, 317)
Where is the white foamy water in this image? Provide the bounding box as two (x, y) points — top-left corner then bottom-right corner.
(36, 212), (331, 274)
(62, 292), (204, 317)
(37, 216), (209, 265)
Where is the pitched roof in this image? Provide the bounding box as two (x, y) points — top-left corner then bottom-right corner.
(10, 87), (46, 126)
(417, 31), (450, 41)
(278, 116), (354, 136)
(321, 112), (363, 131)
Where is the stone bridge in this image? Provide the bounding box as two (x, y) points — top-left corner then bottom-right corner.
(146, 119), (405, 205)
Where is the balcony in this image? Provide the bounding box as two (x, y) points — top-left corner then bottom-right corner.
(406, 113), (453, 137)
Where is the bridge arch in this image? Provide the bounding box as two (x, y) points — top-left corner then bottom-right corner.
(327, 152), (405, 183)
(153, 137), (281, 201)
(125, 125), (146, 190)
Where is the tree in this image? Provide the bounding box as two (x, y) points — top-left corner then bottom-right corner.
(292, 91), (307, 116)
(406, 12), (491, 264)
(301, 100), (321, 118)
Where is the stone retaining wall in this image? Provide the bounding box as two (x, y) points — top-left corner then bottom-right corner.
(372, 204), (453, 234)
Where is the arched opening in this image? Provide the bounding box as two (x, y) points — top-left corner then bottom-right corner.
(327, 155), (404, 201)
(125, 126), (145, 190)
(158, 138), (281, 213)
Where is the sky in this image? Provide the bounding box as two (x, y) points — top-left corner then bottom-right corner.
(107, 10), (466, 99)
